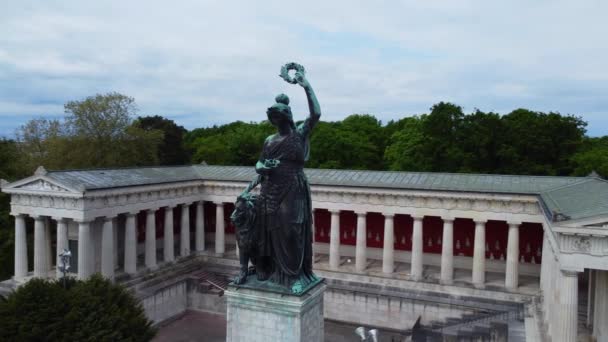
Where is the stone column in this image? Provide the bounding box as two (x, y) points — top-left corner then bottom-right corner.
(113, 218), (118, 270)
(196, 201), (205, 252)
(124, 213), (137, 275)
(540, 234), (551, 319)
(214, 202), (225, 255)
(505, 222), (520, 290)
(55, 218), (68, 278)
(164, 206), (175, 262)
(440, 219), (454, 285)
(14, 214), (28, 280)
(145, 209), (157, 269)
(588, 270), (595, 328)
(181, 204), (191, 257)
(472, 220), (486, 288)
(411, 215), (423, 281)
(539, 234), (549, 292)
(45, 217), (52, 271)
(329, 210), (341, 270)
(593, 270), (608, 341)
(557, 270), (578, 342)
(355, 211), (367, 272)
(382, 214), (395, 274)
(548, 255), (558, 336)
(33, 216), (48, 278)
(77, 220), (93, 280)
(101, 217), (115, 280)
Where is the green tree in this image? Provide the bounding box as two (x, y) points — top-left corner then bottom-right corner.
(459, 110), (505, 173)
(0, 139), (28, 281)
(420, 102), (466, 172)
(14, 118), (65, 172)
(0, 275), (155, 341)
(0, 193), (14, 281)
(188, 121), (274, 166)
(308, 115), (385, 170)
(16, 93), (164, 171)
(191, 134), (231, 165)
(384, 116), (427, 171)
(307, 121), (341, 169)
(571, 136), (608, 177)
(0, 278), (70, 340)
(135, 116), (191, 165)
(498, 109), (586, 175)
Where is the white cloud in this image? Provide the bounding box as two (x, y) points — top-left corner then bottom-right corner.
(0, 0), (606, 136)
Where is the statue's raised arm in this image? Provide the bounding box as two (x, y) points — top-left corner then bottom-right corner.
(280, 63), (321, 136)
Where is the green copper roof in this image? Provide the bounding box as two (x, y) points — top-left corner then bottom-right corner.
(190, 165), (585, 194)
(45, 164), (588, 194)
(540, 178), (608, 221)
(47, 166), (201, 190)
(35, 165), (607, 222)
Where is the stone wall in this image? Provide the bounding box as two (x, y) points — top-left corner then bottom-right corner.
(141, 280), (188, 323)
(323, 287), (477, 330)
(225, 284), (325, 342)
(188, 283), (227, 314)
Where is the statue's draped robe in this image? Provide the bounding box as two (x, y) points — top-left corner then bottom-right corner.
(257, 116), (318, 287)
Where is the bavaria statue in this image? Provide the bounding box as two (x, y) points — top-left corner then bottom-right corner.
(230, 63), (321, 294)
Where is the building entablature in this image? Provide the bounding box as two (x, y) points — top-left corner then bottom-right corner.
(3, 164), (606, 229)
(3, 176), (546, 225)
(551, 226), (608, 272)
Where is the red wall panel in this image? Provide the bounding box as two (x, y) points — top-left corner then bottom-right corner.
(394, 214), (412, 251)
(224, 203), (235, 234)
(366, 212), (385, 248)
(422, 216), (443, 254)
(280, 209), (544, 266)
(486, 220), (508, 261)
(340, 211), (356, 246)
(202, 202), (235, 234)
(137, 211), (145, 243)
(156, 208), (165, 239)
(453, 218), (475, 257)
(314, 209), (330, 243)
(204, 202), (215, 232)
(520, 222), (543, 264)
(189, 203), (196, 233)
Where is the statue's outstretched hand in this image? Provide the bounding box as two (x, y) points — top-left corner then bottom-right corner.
(256, 159), (280, 175)
(264, 158), (280, 169)
(295, 72), (310, 89)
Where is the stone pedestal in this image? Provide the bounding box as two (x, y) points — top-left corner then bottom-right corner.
(226, 281), (326, 342)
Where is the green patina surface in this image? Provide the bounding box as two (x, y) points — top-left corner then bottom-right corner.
(229, 275), (323, 297)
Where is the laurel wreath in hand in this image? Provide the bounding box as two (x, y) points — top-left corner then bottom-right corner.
(279, 62), (306, 84)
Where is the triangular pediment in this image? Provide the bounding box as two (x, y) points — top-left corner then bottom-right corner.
(17, 179), (70, 192)
(2, 175), (81, 194)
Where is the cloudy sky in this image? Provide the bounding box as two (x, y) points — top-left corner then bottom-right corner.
(1, 1), (607, 137)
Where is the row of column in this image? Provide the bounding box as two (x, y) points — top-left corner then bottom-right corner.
(13, 201), (229, 281)
(539, 240), (579, 342)
(15, 215), (58, 279)
(539, 234), (608, 342)
(325, 210), (522, 289)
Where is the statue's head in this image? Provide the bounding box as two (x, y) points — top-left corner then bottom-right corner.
(267, 94), (295, 129)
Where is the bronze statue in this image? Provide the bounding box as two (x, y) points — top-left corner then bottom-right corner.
(231, 63), (321, 294)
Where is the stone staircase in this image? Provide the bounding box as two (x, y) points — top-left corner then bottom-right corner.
(413, 305), (525, 341)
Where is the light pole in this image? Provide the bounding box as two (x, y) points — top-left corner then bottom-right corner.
(58, 249), (72, 288)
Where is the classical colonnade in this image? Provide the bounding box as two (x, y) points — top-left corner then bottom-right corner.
(324, 209), (524, 289)
(12, 201), (228, 281)
(14, 202), (528, 292)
